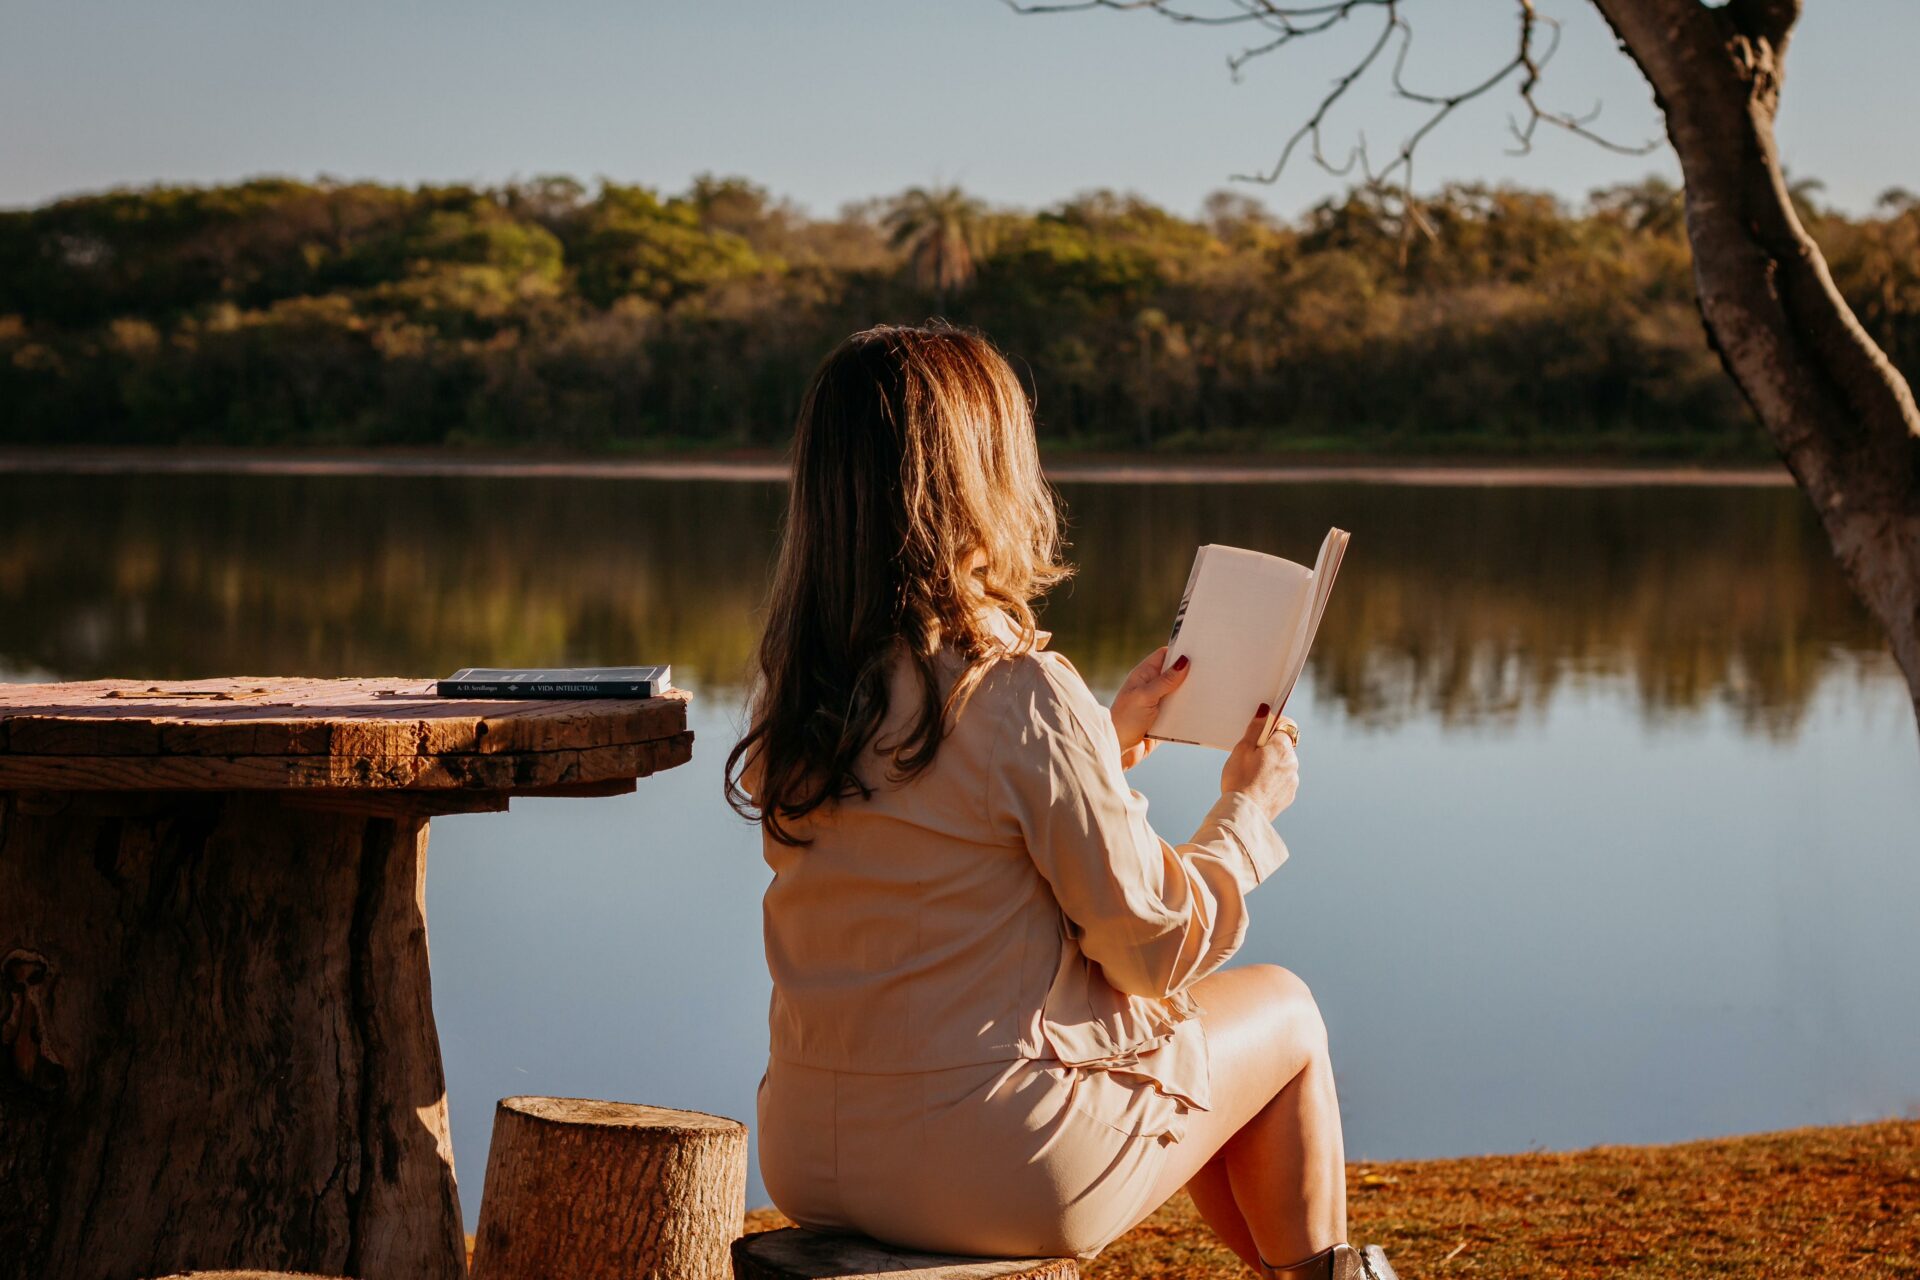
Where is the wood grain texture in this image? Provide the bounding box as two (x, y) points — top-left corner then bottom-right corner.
(145, 1272), (353, 1279)
(0, 731), (692, 793)
(0, 792), (464, 1280)
(0, 680), (688, 760)
(733, 1229), (1078, 1280)
(470, 1096), (747, 1280)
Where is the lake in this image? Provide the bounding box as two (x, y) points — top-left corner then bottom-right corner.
(2, 467), (1915, 1224)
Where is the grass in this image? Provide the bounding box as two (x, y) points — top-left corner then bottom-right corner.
(743, 1119), (1920, 1278)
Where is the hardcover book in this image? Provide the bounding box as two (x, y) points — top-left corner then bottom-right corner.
(434, 666), (672, 699)
(1146, 529), (1349, 750)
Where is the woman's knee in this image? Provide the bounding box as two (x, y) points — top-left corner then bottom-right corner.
(1197, 963), (1332, 1091)
(1246, 963), (1329, 1051)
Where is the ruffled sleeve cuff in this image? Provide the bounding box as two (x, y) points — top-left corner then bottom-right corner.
(1194, 790), (1290, 885)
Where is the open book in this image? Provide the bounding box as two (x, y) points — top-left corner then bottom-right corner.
(1145, 529), (1349, 750)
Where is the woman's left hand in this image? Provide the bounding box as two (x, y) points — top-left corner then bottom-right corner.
(1110, 646), (1190, 769)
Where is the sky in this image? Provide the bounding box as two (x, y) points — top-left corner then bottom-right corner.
(3, 0), (1915, 220)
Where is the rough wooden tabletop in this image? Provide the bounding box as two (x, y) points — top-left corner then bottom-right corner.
(0, 677), (693, 792)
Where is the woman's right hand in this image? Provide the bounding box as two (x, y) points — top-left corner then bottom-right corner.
(1220, 704), (1299, 821)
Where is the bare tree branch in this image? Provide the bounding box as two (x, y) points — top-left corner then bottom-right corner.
(1002, 0), (1387, 27)
(1009, 0), (1661, 246)
(1229, 4), (1399, 186)
(1499, 6), (1656, 157)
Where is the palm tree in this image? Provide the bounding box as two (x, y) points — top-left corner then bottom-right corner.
(1877, 187), (1919, 216)
(882, 185), (987, 308)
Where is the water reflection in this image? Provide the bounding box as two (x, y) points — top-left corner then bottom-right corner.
(0, 474), (1888, 733)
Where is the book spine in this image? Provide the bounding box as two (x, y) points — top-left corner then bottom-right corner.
(435, 682), (660, 698)
(1167, 549), (1206, 647)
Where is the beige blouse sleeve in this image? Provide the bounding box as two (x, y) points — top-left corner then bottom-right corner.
(989, 653), (1290, 1001)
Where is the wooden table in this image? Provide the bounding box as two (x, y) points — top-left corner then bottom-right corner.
(0, 678), (693, 1280)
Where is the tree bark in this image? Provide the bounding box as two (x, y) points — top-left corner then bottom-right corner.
(0, 790), (464, 1280)
(733, 1228), (1079, 1280)
(469, 1096), (748, 1280)
(1592, 0), (1920, 728)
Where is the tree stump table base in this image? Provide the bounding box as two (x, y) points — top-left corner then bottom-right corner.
(733, 1229), (1079, 1280)
(0, 790), (460, 1280)
(0, 680), (693, 1280)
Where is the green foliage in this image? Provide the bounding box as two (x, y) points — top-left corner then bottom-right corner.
(3, 173), (1916, 455)
(571, 183), (765, 308)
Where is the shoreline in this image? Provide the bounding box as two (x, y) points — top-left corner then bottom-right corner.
(0, 446), (1793, 488)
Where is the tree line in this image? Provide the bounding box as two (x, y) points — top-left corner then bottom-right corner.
(2, 173), (1916, 455)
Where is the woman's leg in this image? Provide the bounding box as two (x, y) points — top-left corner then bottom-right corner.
(1137, 964), (1347, 1272)
(1186, 1155), (1263, 1270)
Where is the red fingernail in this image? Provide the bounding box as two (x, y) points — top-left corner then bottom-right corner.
(1256, 703), (1271, 719)
(1172, 655), (1189, 671)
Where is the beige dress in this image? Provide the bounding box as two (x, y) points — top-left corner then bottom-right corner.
(753, 613), (1289, 1260)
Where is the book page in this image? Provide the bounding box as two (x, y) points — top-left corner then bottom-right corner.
(1147, 545), (1314, 749)
(1259, 528), (1348, 745)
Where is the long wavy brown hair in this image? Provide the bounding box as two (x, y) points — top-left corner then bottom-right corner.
(725, 324), (1071, 845)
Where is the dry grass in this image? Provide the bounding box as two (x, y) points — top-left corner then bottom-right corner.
(744, 1119), (1920, 1278)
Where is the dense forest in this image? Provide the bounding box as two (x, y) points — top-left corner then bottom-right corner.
(2, 174), (1917, 455)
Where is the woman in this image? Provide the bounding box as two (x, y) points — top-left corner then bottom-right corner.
(726, 324), (1399, 1280)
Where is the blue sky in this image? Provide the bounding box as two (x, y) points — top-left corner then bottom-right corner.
(3, 0), (1914, 218)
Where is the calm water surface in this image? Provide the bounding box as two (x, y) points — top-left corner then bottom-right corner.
(2, 471), (1915, 1220)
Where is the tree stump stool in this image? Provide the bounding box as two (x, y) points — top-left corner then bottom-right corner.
(471, 1096), (748, 1280)
(733, 1230), (1079, 1280)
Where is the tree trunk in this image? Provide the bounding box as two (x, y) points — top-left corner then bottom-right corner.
(1592, 0), (1920, 729)
(0, 789), (464, 1280)
(469, 1096), (748, 1280)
